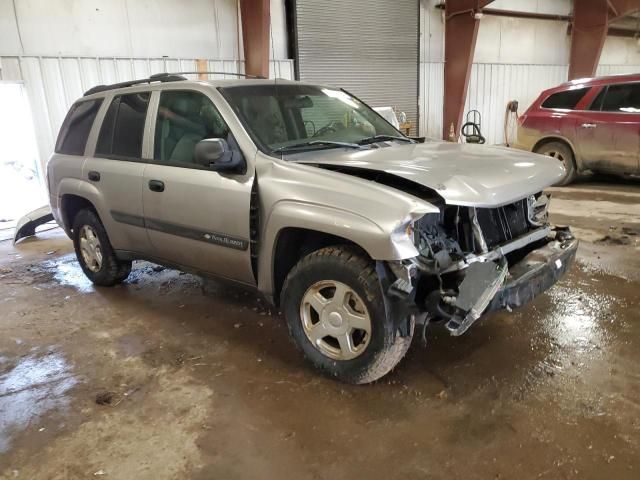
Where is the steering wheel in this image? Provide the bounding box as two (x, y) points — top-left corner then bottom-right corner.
(313, 120), (344, 138)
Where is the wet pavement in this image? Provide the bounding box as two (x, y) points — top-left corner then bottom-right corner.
(1, 179), (639, 479)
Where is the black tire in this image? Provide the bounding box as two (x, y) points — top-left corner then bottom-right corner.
(281, 246), (414, 384)
(535, 141), (577, 186)
(72, 209), (132, 286)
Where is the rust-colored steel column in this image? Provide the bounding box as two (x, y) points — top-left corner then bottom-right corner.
(569, 0), (640, 80)
(568, 0), (609, 80)
(607, 0), (640, 21)
(240, 0), (270, 78)
(443, 0), (494, 140)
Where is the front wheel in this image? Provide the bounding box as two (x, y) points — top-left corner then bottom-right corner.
(72, 209), (132, 286)
(535, 141), (577, 186)
(281, 246), (413, 384)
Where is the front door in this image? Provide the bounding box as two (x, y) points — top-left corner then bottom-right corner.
(574, 83), (640, 174)
(142, 89), (255, 285)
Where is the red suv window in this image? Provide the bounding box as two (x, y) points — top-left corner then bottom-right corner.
(541, 87), (590, 109)
(601, 83), (640, 113)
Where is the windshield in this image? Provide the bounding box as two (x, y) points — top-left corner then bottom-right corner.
(219, 84), (404, 153)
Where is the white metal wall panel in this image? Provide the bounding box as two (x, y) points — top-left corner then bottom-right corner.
(464, 63), (568, 145)
(295, 0), (419, 133)
(596, 65), (640, 76)
(2, 0), (242, 59)
(419, 62), (568, 144)
(419, 62), (640, 143)
(0, 56), (294, 173)
(419, 61), (444, 139)
(1, 0), (293, 71)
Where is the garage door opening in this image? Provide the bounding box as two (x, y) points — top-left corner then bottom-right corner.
(0, 83), (45, 232)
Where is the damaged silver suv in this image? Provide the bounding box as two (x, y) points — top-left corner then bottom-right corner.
(47, 73), (577, 384)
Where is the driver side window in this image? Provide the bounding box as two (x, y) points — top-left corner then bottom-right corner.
(154, 90), (230, 166)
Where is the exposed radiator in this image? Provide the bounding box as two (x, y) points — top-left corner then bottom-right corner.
(476, 199), (530, 249)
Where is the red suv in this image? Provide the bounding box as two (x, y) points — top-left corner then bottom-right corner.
(515, 73), (640, 185)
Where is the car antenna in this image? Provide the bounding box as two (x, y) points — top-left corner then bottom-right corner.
(275, 75), (284, 161)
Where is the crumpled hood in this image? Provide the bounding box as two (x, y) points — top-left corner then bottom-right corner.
(293, 142), (564, 207)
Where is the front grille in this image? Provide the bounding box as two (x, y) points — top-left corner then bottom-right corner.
(425, 198), (537, 256)
(476, 199), (530, 249)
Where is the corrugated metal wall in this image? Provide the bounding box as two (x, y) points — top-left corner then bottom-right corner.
(419, 62), (444, 140)
(463, 63), (568, 145)
(295, 0), (419, 134)
(0, 56), (294, 172)
(420, 62), (640, 144)
(596, 64), (640, 76)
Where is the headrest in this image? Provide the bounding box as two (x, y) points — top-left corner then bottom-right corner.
(171, 96), (200, 116)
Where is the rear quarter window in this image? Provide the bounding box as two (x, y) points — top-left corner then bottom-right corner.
(55, 99), (103, 155)
(541, 87), (590, 110)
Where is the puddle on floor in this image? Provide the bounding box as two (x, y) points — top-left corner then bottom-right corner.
(0, 350), (78, 454)
(38, 255), (95, 293)
(39, 255), (175, 293)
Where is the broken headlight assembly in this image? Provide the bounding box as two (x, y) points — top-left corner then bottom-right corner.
(527, 193), (550, 227)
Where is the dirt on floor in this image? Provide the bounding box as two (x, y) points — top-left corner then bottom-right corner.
(1, 178), (639, 480)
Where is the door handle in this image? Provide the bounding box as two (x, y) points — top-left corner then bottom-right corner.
(88, 171), (100, 182)
(148, 180), (165, 192)
(580, 123), (596, 129)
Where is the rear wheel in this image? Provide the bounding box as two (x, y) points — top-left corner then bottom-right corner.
(72, 209), (131, 286)
(535, 141), (576, 186)
(281, 246), (414, 384)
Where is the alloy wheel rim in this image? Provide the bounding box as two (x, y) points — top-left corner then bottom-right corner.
(300, 280), (372, 360)
(546, 150), (565, 163)
(79, 225), (103, 272)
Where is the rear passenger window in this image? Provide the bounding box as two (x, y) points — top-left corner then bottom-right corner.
(55, 99), (103, 155)
(96, 92), (150, 159)
(541, 87), (590, 110)
(601, 83), (640, 113)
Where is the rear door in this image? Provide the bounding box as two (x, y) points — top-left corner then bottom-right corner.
(84, 91), (153, 253)
(141, 88), (255, 284)
(574, 83), (640, 174)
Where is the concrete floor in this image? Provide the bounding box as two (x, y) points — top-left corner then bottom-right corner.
(1, 179), (639, 479)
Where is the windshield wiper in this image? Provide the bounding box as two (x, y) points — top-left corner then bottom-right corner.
(272, 140), (362, 154)
(357, 134), (414, 145)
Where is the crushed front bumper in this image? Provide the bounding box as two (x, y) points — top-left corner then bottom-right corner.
(486, 232), (577, 314)
(444, 228), (578, 336)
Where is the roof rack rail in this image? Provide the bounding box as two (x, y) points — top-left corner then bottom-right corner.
(83, 73), (187, 96)
(83, 71), (266, 96)
(158, 71), (266, 79)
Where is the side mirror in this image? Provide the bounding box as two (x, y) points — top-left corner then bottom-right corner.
(194, 138), (243, 172)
